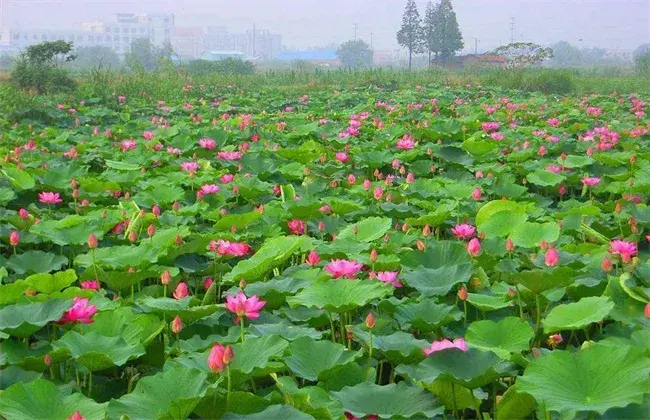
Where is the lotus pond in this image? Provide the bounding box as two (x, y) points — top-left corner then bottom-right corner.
(0, 84), (649, 419)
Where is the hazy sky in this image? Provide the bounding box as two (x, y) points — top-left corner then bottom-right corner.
(4, 0), (649, 52)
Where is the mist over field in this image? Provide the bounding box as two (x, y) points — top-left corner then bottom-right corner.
(5, 0), (649, 51)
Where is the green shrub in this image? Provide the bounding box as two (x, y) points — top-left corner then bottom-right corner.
(185, 59), (255, 76)
(11, 40), (76, 94)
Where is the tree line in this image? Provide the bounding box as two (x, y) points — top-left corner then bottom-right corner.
(398, 0), (463, 69)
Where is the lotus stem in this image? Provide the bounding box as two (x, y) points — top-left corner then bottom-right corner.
(328, 312), (336, 343)
(226, 365), (232, 411)
(365, 329), (373, 381)
(240, 319), (246, 343)
(451, 382), (457, 417)
(535, 294), (542, 334)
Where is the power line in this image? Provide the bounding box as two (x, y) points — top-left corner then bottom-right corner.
(509, 17), (515, 43)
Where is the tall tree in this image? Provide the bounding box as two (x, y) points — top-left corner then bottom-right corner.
(397, 0), (423, 70)
(422, 1), (437, 65)
(432, 0), (464, 63)
(337, 40), (374, 68)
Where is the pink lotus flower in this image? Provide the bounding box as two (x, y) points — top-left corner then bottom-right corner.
(467, 238), (481, 257)
(39, 191), (63, 205)
(173, 282), (189, 299)
(451, 224), (476, 239)
(609, 240), (637, 263)
(225, 292), (266, 323)
(208, 343), (234, 373)
(374, 271), (402, 287)
(490, 132), (505, 141)
(547, 118), (560, 127)
(209, 239), (251, 257)
(220, 173), (234, 183)
(319, 204), (332, 214)
(120, 140), (137, 152)
(581, 177), (601, 187)
(544, 247), (559, 267)
(203, 277), (214, 290)
(373, 187), (384, 200)
(305, 250), (320, 266)
(67, 411), (86, 420)
(199, 138), (216, 150)
(58, 297), (97, 324)
(217, 151), (242, 160)
(180, 161), (199, 173)
(288, 219), (306, 235)
(142, 131), (155, 140)
(347, 174), (356, 184)
(81, 280), (100, 290)
(471, 188), (482, 201)
(325, 259), (364, 279)
(18, 208), (29, 219)
(396, 134), (415, 150)
(200, 184), (220, 195)
(481, 122), (500, 133)
(423, 338), (468, 355)
(335, 152), (349, 163)
(546, 165), (562, 174)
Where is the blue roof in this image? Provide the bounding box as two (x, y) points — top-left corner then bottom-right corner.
(275, 49), (337, 61)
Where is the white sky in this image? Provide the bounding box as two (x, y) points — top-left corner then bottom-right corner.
(5, 0), (650, 51)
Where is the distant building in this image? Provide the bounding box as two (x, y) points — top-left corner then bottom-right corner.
(275, 49), (339, 66)
(432, 54), (505, 69)
(204, 26), (281, 60)
(200, 50), (248, 61)
(171, 27), (204, 59)
(8, 12), (174, 55)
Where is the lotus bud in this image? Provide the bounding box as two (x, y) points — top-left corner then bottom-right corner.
(370, 249), (378, 262)
(172, 201), (180, 211)
(128, 230), (137, 243)
(601, 257), (613, 272)
(223, 345), (235, 365)
(152, 205), (161, 216)
(175, 235), (183, 245)
(161, 270), (172, 285)
(239, 278), (246, 290)
(365, 312), (376, 329)
(87, 233), (98, 249)
(147, 225), (156, 237)
(423, 224), (431, 237)
(9, 230), (20, 246)
(18, 208), (29, 219)
(171, 315), (183, 334)
(458, 285), (468, 301)
(416, 239), (426, 251)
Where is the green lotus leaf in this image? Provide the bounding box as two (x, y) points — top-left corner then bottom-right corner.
(53, 331), (145, 371)
(336, 217), (392, 242)
(476, 200), (528, 230)
(496, 385), (537, 420)
(223, 404), (314, 420)
(285, 337), (363, 381)
(330, 381), (444, 419)
(0, 299), (71, 337)
(508, 221), (560, 248)
(526, 170), (566, 187)
(224, 235), (312, 283)
(513, 267), (575, 294)
(82, 307), (164, 346)
(466, 317), (534, 358)
(517, 344), (650, 417)
(466, 293), (513, 312)
(107, 366), (210, 419)
(136, 296), (223, 324)
(393, 300), (463, 331)
(0, 378), (107, 420)
(543, 296), (614, 333)
(351, 328), (429, 364)
(287, 280), (390, 313)
(396, 348), (513, 389)
(23, 269), (77, 294)
(247, 323), (323, 341)
(274, 375), (345, 419)
(2, 167), (35, 190)
(6, 250), (68, 275)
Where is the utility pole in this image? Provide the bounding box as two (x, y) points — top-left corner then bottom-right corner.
(472, 37), (479, 55)
(252, 22), (256, 57)
(370, 32), (374, 50)
(353, 23), (358, 41)
(509, 17), (516, 43)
